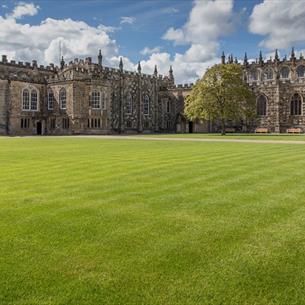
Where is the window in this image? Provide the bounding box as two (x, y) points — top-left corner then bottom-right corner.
(166, 120), (171, 129)
(166, 100), (170, 113)
(59, 88), (66, 109)
(126, 120), (132, 128)
(264, 68), (273, 80)
(88, 118), (101, 128)
(280, 67), (290, 79)
(297, 65), (305, 78)
(291, 93), (302, 115)
(143, 95), (149, 115)
(20, 118), (30, 129)
(257, 95), (267, 116)
(48, 91), (54, 110)
(62, 117), (69, 129)
(90, 91), (101, 109)
(50, 118), (56, 129)
(22, 88), (39, 111)
(22, 89), (30, 110)
(249, 70), (258, 81)
(126, 93), (132, 114)
(30, 90), (38, 110)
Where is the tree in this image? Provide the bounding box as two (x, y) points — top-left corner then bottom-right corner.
(184, 63), (256, 135)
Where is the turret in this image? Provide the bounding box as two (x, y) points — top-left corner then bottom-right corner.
(119, 57), (123, 72)
(154, 65), (158, 76)
(291, 47), (296, 63)
(234, 57), (238, 64)
(60, 56), (65, 70)
(221, 51), (225, 64)
(243, 52), (248, 67)
(98, 50), (103, 66)
(169, 65), (174, 85)
(137, 61), (141, 74)
(274, 49), (279, 62)
(259, 50), (263, 66)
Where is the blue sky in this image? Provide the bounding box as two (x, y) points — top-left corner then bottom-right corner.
(1, 0), (305, 83)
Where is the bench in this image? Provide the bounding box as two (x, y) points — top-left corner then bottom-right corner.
(225, 128), (236, 133)
(287, 128), (302, 134)
(255, 128), (269, 133)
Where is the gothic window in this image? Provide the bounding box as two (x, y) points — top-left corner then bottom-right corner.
(297, 65), (305, 78)
(90, 91), (101, 109)
(30, 90), (38, 111)
(48, 91), (54, 110)
(257, 95), (267, 116)
(126, 120), (132, 128)
(291, 93), (302, 115)
(62, 117), (69, 129)
(22, 89), (30, 110)
(264, 68), (273, 80)
(249, 70), (258, 81)
(59, 88), (66, 109)
(280, 67), (290, 79)
(126, 93), (133, 114)
(143, 95), (149, 115)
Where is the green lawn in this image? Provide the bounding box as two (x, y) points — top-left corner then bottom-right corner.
(1, 137), (305, 305)
(137, 133), (305, 141)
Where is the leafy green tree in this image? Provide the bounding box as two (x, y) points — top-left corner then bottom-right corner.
(185, 63), (256, 135)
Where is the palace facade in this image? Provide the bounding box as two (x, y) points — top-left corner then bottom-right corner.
(1, 48), (305, 136)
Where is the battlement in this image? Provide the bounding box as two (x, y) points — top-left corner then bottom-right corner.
(0, 54), (58, 72)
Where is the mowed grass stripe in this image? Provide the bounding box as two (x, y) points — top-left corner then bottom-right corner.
(1, 138), (305, 305)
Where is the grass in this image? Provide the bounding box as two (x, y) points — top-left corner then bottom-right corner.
(136, 132), (305, 141)
(1, 137), (305, 305)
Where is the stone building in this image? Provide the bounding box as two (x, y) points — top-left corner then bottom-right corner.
(2, 47), (305, 136)
(242, 48), (305, 133)
(0, 52), (180, 136)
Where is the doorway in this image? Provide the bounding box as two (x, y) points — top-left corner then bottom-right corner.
(188, 121), (193, 133)
(36, 121), (42, 135)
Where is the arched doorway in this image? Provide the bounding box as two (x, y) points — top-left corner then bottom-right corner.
(36, 121), (42, 135)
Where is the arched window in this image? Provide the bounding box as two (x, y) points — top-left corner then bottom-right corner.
(280, 67), (290, 79)
(48, 91), (54, 110)
(264, 68), (273, 80)
(257, 95), (267, 116)
(249, 70), (258, 81)
(297, 65), (305, 78)
(291, 93), (302, 115)
(90, 91), (101, 109)
(126, 93), (132, 114)
(22, 89), (30, 110)
(59, 88), (66, 109)
(143, 95), (149, 115)
(30, 90), (38, 110)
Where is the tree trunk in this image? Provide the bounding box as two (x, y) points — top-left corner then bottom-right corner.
(221, 118), (226, 135)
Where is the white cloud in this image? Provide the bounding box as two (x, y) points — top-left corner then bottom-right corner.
(140, 46), (162, 55)
(0, 13), (118, 66)
(249, 0), (305, 49)
(120, 16), (135, 25)
(140, 0), (234, 83)
(8, 2), (39, 20)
